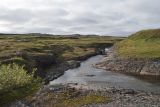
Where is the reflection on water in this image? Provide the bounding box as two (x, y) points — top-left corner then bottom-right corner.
(50, 55), (160, 93)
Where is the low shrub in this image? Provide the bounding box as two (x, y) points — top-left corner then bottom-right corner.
(0, 63), (41, 105)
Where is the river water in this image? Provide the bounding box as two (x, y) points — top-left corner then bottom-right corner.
(50, 55), (160, 93)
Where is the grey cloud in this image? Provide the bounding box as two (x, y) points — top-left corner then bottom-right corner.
(0, 0), (160, 36)
(0, 8), (33, 24)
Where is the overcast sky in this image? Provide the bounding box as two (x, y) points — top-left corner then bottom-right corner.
(0, 0), (159, 36)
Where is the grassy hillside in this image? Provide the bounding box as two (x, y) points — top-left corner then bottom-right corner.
(116, 29), (160, 59)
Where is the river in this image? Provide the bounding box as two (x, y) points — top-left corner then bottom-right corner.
(50, 55), (160, 93)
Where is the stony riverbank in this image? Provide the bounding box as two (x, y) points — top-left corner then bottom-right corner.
(9, 85), (160, 107)
(95, 48), (160, 76)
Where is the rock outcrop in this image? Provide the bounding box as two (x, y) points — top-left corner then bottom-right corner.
(95, 48), (160, 76)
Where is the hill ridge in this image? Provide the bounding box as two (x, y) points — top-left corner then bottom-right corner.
(129, 29), (160, 40)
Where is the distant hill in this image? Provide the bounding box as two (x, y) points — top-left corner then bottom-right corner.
(0, 33), (55, 37)
(0, 33), (102, 37)
(0, 33), (123, 39)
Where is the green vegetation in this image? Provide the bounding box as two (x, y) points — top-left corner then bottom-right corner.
(0, 35), (122, 60)
(116, 29), (160, 59)
(62, 47), (95, 60)
(0, 63), (41, 105)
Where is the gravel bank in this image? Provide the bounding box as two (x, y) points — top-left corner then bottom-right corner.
(9, 85), (160, 107)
